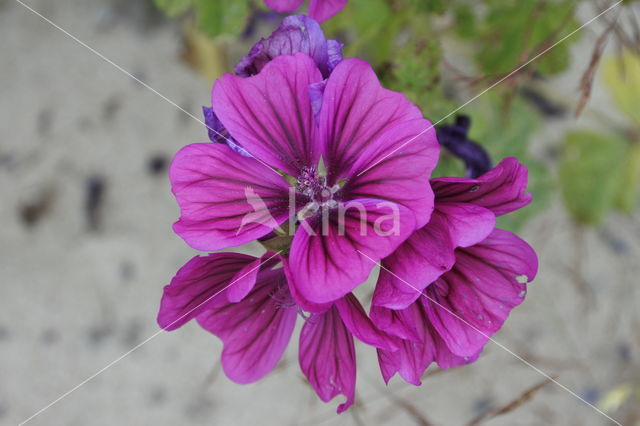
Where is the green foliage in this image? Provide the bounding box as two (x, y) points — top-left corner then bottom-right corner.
(153, 0), (192, 17)
(559, 131), (627, 225)
(154, 0), (250, 38)
(193, 0), (250, 38)
(471, 0), (578, 76)
(323, 0), (394, 65)
(614, 142), (640, 213)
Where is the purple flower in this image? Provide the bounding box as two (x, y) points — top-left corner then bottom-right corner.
(157, 252), (396, 413)
(171, 53), (439, 306)
(372, 158), (533, 309)
(235, 15), (343, 78)
(436, 115), (492, 178)
(206, 15), (342, 153)
(368, 158), (538, 383)
(264, 0), (347, 22)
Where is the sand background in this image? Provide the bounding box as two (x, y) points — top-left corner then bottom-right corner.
(1, 0), (639, 425)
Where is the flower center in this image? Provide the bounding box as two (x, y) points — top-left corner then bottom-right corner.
(295, 166), (341, 220)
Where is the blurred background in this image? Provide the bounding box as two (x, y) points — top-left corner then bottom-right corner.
(1, 0), (639, 424)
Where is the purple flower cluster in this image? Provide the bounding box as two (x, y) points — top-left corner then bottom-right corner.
(158, 15), (537, 413)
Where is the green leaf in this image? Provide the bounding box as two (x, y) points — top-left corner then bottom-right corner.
(193, 0), (249, 38)
(614, 141), (640, 213)
(559, 131), (626, 225)
(153, 0), (192, 17)
(602, 51), (640, 126)
(475, 0), (577, 76)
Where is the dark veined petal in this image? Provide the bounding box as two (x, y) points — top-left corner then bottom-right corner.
(171, 143), (293, 251)
(157, 252), (260, 331)
(319, 58), (429, 184)
(288, 198), (415, 304)
(213, 53), (323, 176)
(318, 59), (438, 226)
(374, 302), (477, 385)
(308, 0), (348, 22)
(226, 252), (280, 302)
(431, 157), (531, 216)
(372, 202), (495, 309)
(424, 229), (538, 357)
(334, 293), (398, 350)
(197, 268), (297, 384)
(299, 306), (356, 413)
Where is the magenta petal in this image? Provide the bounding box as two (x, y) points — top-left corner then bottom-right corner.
(334, 294), (398, 350)
(282, 257), (333, 313)
(197, 269), (297, 384)
(171, 143), (293, 251)
(370, 303), (421, 342)
(431, 157), (531, 216)
(374, 303), (431, 386)
(299, 306), (356, 413)
(289, 198), (416, 304)
(226, 252), (279, 302)
(374, 302), (475, 385)
(263, 0), (304, 13)
(424, 228), (538, 357)
(435, 203), (496, 248)
(212, 53), (323, 175)
(308, 0), (347, 22)
(319, 59), (430, 181)
(372, 203), (494, 309)
(343, 119), (440, 228)
(157, 253), (258, 331)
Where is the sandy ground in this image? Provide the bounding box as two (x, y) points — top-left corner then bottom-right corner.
(1, 0), (639, 425)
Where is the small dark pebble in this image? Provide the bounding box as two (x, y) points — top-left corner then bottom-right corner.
(86, 324), (113, 347)
(41, 328), (61, 345)
(131, 71), (148, 87)
(121, 319), (144, 347)
(148, 154), (168, 176)
(19, 188), (54, 228)
(102, 95), (122, 122)
(85, 176), (106, 231)
(617, 343), (632, 363)
(0, 153), (17, 170)
(599, 230), (629, 255)
(120, 261), (135, 282)
(580, 388), (600, 404)
(0, 326), (9, 341)
(473, 396), (493, 414)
